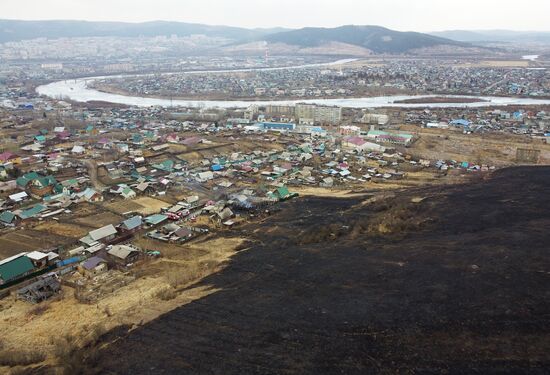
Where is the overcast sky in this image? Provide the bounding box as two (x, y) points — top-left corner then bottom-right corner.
(2, 0), (550, 32)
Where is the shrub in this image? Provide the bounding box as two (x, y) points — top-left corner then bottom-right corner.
(155, 287), (177, 301)
(26, 303), (50, 317)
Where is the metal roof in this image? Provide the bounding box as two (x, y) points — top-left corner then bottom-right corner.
(0, 255), (34, 282)
(89, 224), (117, 241)
(108, 245), (139, 260)
(121, 216), (142, 230)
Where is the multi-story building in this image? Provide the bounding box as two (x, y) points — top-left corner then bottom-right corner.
(266, 105), (295, 116)
(296, 104), (342, 124)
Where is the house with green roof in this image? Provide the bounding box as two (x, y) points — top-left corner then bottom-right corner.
(34, 135), (46, 143)
(16, 172), (40, 188)
(29, 175), (57, 198)
(121, 187), (137, 200)
(152, 160), (175, 173)
(145, 214), (168, 226)
(0, 211), (16, 225)
(0, 254), (35, 285)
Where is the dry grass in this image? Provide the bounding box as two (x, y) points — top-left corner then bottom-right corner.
(74, 212), (124, 228)
(0, 236), (245, 370)
(0, 349), (46, 367)
(105, 197), (170, 215)
(35, 222), (89, 238)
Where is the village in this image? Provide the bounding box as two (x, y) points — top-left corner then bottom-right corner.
(2, 41), (550, 372)
(87, 58), (550, 101)
(1, 94), (550, 310)
(1, 4), (550, 371)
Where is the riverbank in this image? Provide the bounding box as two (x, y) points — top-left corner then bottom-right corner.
(394, 96), (490, 104)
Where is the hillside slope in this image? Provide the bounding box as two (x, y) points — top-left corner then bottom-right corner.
(264, 25), (469, 54)
(77, 166), (550, 374)
(0, 19), (281, 43)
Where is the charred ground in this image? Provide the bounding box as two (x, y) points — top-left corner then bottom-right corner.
(72, 166), (549, 374)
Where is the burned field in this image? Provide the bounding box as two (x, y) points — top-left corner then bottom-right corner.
(79, 166), (549, 374)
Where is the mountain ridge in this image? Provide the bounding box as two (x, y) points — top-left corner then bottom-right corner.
(262, 25), (470, 54)
(1, 19), (471, 54)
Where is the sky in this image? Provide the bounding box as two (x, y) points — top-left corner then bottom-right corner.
(2, 0), (550, 32)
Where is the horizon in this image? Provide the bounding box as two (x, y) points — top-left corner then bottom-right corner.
(2, 0), (550, 32)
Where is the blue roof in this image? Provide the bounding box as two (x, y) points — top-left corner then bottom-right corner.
(211, 164), (224, 171)
(258, 122), (295, 130)
(122, 216), (142, 230)
(450, 119), (471, 126)
(0, 211), (15, 224)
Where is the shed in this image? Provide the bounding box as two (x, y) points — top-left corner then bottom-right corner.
(81, 256), (108, 276)
(17, 276), (60, 303)
(0, 254), (35, 285)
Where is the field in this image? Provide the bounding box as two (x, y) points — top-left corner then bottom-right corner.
(401, 125), (550, 166)
(454, 60), (531, 68)
(0, 228), (77, 258)
(33, 222), (89, 238)
(104, 197), (170, 216)
(73, 212), (124, 229)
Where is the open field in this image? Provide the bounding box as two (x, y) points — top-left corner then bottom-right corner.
(454, 60), (531, 68)
(0, 229), (76, 258)
(73, 212), (124, 229)
(104, 197), (170, 216)
(34, 222), (89, 239)
(400, 125), (550, 166)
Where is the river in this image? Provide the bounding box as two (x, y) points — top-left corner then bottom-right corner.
(36, 59), (550, 109)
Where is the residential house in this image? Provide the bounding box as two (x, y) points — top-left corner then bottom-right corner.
(121, 187), (137, 200)
(107, 245), (140, 267)
(80, 224), (118, 246)
(0, 152), (21, 165)
(76, 188), (103, 202)
(118, 216), (143, 234)
(80, 256), (108, 277)
(17, 204), (47, 220)
(0, 211), (17, 225)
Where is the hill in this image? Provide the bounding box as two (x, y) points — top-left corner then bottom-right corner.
(262, 25), (470, 54)
(73, 166), (550, 374)
(0, 19), (283, 43)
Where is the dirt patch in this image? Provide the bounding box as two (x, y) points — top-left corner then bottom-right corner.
(74, 212), (124, 229)
(104, 197), (170, 216)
